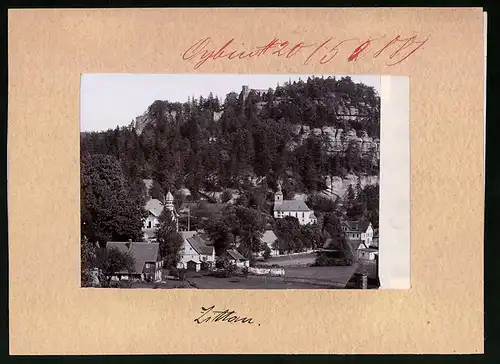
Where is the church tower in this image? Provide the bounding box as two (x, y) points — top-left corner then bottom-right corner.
(274, 183), (283, 206)
(164, 191), (179, 232)
(165, 191), (174, 212)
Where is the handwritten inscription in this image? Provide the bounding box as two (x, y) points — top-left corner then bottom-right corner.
(194, 305), (257, 325)
(182, 35), (430, 70)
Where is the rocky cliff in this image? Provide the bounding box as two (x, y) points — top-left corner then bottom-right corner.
(321, 174), (379, 200)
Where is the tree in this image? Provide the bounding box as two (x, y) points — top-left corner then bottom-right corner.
(262, 244), (272, 260)
(275, 216), (302, 253)
(232, 206), (266, 258)
(150, 180), (164, 201)
(300, 224), (326, 250)
(155, 209), (183, 268)
(81, 236), (97, 287)
(322, 212), (354, 261)
(202, 212), (235, 255)
(81, 154), (147, 244)
(96, 246), (136, 288)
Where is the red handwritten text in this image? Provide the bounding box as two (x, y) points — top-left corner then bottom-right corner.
(181, 35), (430, 69)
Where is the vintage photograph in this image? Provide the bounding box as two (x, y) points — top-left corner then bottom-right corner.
(80, 73), (381, 289)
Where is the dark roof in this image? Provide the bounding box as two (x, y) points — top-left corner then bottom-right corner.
(227, 249), (248, 261)
(106, 242), (160, 274)
(360, 248), (378, 252)
(181, 231), (214, 255)
(274, 200), (312, 212)
(343, 221), (371, 232)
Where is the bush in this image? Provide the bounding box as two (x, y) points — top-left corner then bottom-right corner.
(169, 266), (179, 278)
(114, 280), (133, 289)
(314, 254), (337, 267)
(262, 245), (272, 260)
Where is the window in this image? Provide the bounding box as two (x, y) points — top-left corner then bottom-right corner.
(302, 212), (305, 218)
(147, 221), (152, 228)
(145, 263), (150, 268)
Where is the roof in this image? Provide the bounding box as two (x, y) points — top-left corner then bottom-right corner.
(360, 248), (378, 253)
(343, 220), (371, 232)
(227, 249), (248, 261)
(106, 242), (160, 274)
(165, 191), (174, 201)
(181, 232), (214, 255)
(274, 200), (312, 212)
(181, 202), (225, 215)
(260, 230), (278, 244)
(348, 241), (365, 251)
(145, 199), (164, 217)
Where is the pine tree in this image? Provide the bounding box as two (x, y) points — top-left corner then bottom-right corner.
(155, 209), (183, 268)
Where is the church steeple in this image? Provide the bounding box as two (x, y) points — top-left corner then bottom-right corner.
(165, 191), (174, 212)
(274, 182), (283, 205)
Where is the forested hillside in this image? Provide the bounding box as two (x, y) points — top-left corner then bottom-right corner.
(80, 76), (380, 202)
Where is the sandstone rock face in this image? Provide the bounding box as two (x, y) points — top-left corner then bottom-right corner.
(213, 110), (223, 121)
(299, 125), (379, 155)
(134, 109), (180, 134)
(323, 174), (379, 200)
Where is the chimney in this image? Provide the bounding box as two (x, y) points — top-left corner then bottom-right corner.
(354, 272), (368, 289)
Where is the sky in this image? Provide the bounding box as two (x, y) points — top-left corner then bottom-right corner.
(80, 74), (381, 132)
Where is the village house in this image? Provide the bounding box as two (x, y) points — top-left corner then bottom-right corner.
(226, 249), (250, 268)
(342, 220), (374, 247)
(273, 184), (317, 225)
(358, 247), (378, 261)
(142, 190), (179, 242)
(259, 230), (279, 257)
(106, 241), (163, 282)
(177, 231), (215, 272)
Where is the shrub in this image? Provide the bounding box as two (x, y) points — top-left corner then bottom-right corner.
(262, 245), (272, 260)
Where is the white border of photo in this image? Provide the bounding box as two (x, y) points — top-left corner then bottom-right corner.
(379, 76), (411, 289)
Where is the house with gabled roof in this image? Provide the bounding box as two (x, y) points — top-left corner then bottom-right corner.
(273, 183), (317, 225)
(177, 231), (215, 272)
(106, 241), (163, 282)
(342, 220), (374, 247)
(226, 249), (250, 268)
(259, 230), (279, 257)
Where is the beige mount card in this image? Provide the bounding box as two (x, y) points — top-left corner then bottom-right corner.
(8, 8), (485, 355)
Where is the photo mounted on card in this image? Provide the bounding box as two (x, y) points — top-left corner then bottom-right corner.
(8, 8), (484, 355)
(80, 73), (409, 290)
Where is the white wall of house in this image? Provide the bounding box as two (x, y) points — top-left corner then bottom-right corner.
(230, 259), (250, 268)
(144, 214), (159, 229)
(359, 250), (377, 260)
(273, 210), (316, 225)
(364, 225), (374, 246)
(177, 240), (215, 268)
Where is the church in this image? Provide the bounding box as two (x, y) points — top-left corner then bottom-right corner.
(273, 184), (317, 225)
(142, 191), (179, 242)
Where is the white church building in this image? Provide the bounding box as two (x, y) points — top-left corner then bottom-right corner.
(273, 184), (317, 225)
